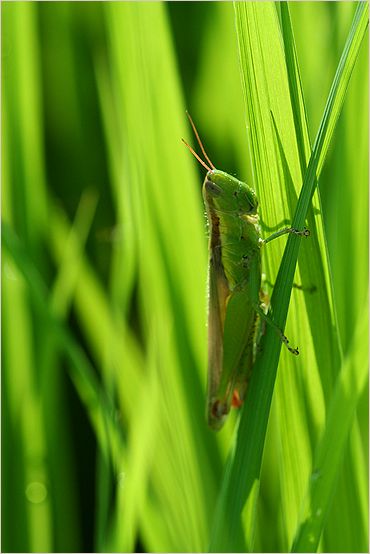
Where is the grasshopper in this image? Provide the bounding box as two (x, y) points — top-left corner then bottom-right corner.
(183, 114), (309, 430)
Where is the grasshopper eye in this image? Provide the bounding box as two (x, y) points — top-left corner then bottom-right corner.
(205, 180), (222, 197)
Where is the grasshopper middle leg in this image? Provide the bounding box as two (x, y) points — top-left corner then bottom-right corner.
(260, 226), (310, 246)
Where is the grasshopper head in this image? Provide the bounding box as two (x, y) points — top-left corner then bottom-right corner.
(204, 170), (258, 215)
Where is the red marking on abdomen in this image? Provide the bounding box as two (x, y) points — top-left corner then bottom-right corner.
(231, 389), (243, 408)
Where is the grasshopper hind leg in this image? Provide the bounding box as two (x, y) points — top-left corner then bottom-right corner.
(255, 285), (299, 355)
(255, 303), (299, 355)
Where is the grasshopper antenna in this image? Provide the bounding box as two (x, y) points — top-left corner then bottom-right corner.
(186, 111), (216, 169)
(184, 111), (216, 170)
(181, 138), (213, 172)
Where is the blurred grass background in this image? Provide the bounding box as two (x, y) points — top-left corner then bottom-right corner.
(2, 2), (368, 553)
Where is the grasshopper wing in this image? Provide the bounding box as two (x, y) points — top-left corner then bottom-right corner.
(206, 244), (231, 430)
(207, 278), (257, 430)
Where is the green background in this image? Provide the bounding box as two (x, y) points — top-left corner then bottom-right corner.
(2, 2), (368, 552)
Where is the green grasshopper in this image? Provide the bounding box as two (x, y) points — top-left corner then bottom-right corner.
(183, 113), (309, 431)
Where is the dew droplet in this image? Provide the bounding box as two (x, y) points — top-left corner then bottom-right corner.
(117, 472), (126, 488)
(25, 481), (47, 504)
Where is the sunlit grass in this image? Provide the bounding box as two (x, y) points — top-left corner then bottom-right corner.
(2, 2), (368, 552)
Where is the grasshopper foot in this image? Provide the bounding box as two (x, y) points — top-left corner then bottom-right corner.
(290, 226), (310, 237)
(281, 332), (299, 356)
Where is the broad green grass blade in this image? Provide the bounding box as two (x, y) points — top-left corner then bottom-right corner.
(98, 3), (221, 550)
(209, 3), (368, 551)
